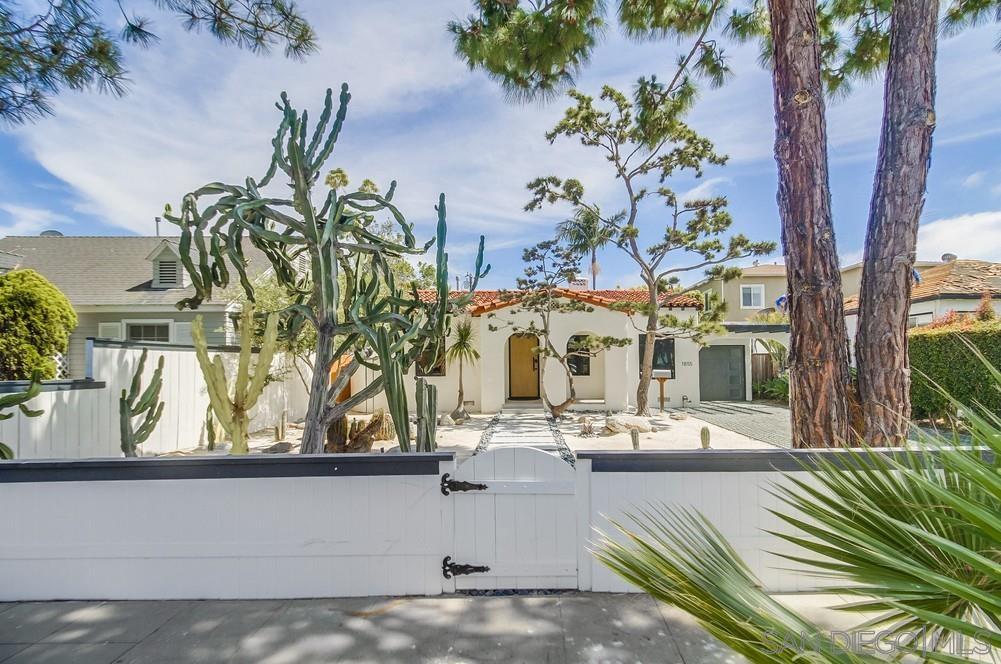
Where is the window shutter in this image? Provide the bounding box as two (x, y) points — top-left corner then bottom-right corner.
(97, 322), (123, 341)
(174, 322), (192, 345)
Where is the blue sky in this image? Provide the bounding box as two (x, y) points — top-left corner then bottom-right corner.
(2, 0), (1000, 289)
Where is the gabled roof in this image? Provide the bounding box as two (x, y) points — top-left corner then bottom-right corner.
(417, 288), (702, 316)
(843, 259), (1001, 313)
(0, 236), (271, 308)
(144, 239), (183, 261)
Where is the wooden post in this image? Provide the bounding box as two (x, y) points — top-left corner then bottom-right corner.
(656, 377), (668, 412)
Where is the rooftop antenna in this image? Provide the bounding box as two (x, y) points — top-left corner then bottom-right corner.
(154, 216), (162, 237)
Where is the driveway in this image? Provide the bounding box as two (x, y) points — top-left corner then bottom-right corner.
(678, 401), (792, 448)
(0, 592), (863, 663)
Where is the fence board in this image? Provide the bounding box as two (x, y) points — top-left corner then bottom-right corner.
(1, 343), (309, 459)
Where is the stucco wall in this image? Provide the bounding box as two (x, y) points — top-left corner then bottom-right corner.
(699, 275), (788, 321)
(348, 302), (772, 414)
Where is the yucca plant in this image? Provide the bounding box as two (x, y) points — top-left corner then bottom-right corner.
(596, 337), (1001, 662)
(444, 317), (479, 423)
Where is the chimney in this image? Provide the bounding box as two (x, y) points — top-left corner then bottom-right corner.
(941, 253), (957, 263)
(567, 278), (588, 291)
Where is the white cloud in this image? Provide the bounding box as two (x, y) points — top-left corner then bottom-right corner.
(962, 171), (987, 188)
(680, 177), (732, 201)
(0, 204), (73, 236)
(916, 210), (1001, 262)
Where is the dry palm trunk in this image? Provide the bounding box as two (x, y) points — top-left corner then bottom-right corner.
(856, 0), (939, 445)
(767, 0), (852, 448)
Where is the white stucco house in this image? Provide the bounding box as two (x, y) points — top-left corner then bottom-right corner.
(350, 285), (790, 415)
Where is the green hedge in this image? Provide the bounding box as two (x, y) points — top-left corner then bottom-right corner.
(0, 269), (77, 380)
(909, 320), (1001, 419)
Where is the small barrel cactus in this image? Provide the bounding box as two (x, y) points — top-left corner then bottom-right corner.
(700, 426), (711, 449)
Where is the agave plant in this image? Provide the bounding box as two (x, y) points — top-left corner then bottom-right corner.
(596, 338), (1001, 662)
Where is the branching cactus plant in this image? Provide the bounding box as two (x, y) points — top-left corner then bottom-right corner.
(163, 85), (488, 453)
(119, 349), (165, 457)
(415, 377), (437, 452)
(192, 306), (278, 455)
(0, 370), (44, 459)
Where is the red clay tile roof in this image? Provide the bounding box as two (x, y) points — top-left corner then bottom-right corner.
(843, 259), (1001, 312)
(416, 288), (701, 315)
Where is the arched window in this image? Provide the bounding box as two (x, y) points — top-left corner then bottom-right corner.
(567, 334), (591, 376)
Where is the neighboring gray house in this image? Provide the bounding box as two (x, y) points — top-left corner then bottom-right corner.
(0, 234), (271, 378)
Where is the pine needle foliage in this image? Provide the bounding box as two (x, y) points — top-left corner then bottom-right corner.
(450, 0), (1001, 99)
(0, 0), (316, 124)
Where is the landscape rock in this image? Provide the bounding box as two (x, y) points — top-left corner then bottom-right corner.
(603, 415), (654, 434)
(262, 441), (292, 454)
(669, 412), (688, 421)
(440, 413), (455, 426)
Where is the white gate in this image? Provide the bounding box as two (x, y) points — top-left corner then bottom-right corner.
(441, 446), (578, 591)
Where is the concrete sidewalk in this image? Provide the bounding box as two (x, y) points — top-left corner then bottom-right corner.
(0, 592), (861, 664)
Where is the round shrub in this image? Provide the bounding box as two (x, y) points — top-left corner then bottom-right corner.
(909, 319), (1001, 420)
(0, 269), (77, 380)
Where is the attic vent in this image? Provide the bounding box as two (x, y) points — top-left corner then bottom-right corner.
(157, 260), (179, 288)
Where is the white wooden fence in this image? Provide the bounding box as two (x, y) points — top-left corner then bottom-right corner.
(0, 447), (905, 601)
(0, 339), (309, 459)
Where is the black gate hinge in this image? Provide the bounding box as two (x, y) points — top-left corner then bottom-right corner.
(440, 473), (487, 496)
(442, 556), (490, 579)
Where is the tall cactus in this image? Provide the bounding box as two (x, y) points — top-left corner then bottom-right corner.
(415, 377), (437, 452)
(164, 85), (489, 454)
(0, 370), (44, 459)
(192, 305), (278, 455)
(119, 349), (165, 457)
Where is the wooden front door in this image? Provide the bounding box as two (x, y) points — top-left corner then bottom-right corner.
(508, 334), (540, 399)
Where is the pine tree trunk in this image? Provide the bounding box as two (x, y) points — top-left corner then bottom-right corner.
(635, 284), (658, 416)
(301, 328), (334, 454)
(856, 0), (938, 445)
(767, 0), (852, 448)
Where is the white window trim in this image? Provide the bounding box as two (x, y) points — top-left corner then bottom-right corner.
(122, 319), (175, 344)
(739, 283), (765, 310)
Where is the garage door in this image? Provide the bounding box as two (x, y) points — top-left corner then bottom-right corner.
(699, 345), (746, 401)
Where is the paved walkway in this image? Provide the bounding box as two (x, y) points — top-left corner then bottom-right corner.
(0, 593), (862, 664)
(676, 402), (792, 448)
(481, 412), (559, 452)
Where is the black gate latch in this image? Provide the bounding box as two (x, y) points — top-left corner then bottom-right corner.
(440, 473), (487, 496)
(442, 556), (490, 579)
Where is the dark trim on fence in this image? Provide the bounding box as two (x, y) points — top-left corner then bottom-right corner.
(577, 448), (956, 472)
(0, 379), (106, 394)
(88, 338), (254, 354)
(0, 453), (454, 483)
(723, 323), (790, 333)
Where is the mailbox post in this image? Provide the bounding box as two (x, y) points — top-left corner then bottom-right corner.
(652, 369), (673, 412)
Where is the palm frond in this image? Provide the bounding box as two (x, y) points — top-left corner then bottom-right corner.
(596, 345), (1001, 662)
